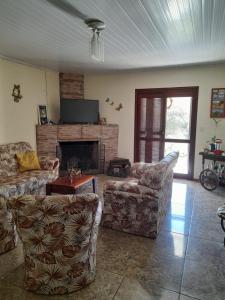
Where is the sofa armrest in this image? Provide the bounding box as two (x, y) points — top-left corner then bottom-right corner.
(38, 156), (59, 171)
(130, 162), (156, 179)
(104, 180), (161, 197)
(139, 163), (168, 190)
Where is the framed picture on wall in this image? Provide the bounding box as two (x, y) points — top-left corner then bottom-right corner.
(38, 105), (48, 124)
(211, 88), (225, 118)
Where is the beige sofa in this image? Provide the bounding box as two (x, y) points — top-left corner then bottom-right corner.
(0, 142), (59, 254)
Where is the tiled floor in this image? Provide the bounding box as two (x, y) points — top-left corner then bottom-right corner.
(0, 176), (225, 300)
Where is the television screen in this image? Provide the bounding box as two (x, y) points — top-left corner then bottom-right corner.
(60, 99), (99, 124)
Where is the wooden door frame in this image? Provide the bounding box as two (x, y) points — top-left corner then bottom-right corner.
(134, 86), (199, 180)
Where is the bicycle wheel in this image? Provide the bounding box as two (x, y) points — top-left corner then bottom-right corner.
(199, 168), (219, 191)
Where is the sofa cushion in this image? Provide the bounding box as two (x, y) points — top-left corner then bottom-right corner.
(104, 179), (160, 196)
(16, 151), (41, 172)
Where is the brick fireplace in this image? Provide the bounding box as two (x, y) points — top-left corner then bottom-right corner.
(36, 124), (118, 173)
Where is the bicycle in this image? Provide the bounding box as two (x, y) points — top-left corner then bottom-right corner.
(199, 162), (225, 191)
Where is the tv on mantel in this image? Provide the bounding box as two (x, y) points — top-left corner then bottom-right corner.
(60, 99), (99, 124)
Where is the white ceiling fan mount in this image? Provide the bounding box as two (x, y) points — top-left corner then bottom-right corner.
(85, 19), (105, 32)
(45, 0), (105, 62)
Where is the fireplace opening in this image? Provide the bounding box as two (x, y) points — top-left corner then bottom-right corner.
(58, 140), (101, 175)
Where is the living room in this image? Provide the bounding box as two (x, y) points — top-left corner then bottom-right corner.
(0, 1), (225, 300)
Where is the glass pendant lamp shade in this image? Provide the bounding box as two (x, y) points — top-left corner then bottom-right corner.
(90, 29), (104, 62)
(97, 31), (104, 62)
(86, 19), (105, 62)
(90, 30), (98, 60)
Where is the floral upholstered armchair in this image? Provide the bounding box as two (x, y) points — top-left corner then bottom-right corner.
(101, 151), (179, 238)
(0, 142), (59, 255)
(9, 193), (102, 295)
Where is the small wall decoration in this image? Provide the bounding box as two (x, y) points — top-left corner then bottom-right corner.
(105, 97), (123, 111)
(12, 84), (22, 103)
(115, 103), (123, 111)
(211, 88), (225, 118)
(38, 105), (48, 125)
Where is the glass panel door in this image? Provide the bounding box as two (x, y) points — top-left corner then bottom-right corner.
(135, 87), (198, 179)
(164, 142), (189, 174)
(165, 97), (191, 139)
(164, 97), (192, 175)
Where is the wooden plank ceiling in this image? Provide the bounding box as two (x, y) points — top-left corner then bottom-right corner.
(0, 0), (224, 72)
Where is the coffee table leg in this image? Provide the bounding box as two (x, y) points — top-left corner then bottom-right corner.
(46, 184), (52, 195)
(92, 178), (96, 193)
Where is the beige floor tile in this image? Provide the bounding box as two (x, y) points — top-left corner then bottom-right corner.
(114, 277), (179, 300)
(0, 286), (62, 300)
(126, 253), (184, 293)
(189, 219), (223, 243)
(0, 239), (24, 279)
(186, 236), (225, 265)
(96, 228), (137, 275)
(161, 213), (191, 235)
(181, 258), (225, 300)
(179, 295), (200, 300)
(150, 230), (188, 258)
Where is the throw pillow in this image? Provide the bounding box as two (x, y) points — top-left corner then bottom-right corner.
(16, 151), (41, 172)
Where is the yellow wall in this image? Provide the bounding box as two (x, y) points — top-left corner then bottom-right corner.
(84, 64), (225, 179)
(0, 58), (60, 148)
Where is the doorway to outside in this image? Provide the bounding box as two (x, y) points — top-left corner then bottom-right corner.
(134, 87), (198, 179)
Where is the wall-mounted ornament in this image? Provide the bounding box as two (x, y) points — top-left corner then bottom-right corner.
(115, 103), (123, 111)
(12, 84), (22, 103)
(105, 97), (123, 111)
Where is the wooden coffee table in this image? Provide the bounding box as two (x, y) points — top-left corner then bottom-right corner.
(46, 175), (96, 195)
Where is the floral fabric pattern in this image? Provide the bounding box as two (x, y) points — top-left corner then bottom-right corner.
(0, 142), (59, 255)
(104, 180), (161, 198)
(39, 156), (59, 172)
(130, 162), (156, 179)
(0, 142), (32, 177)
(9, 193), (101, 295)
(0, 196), (17, 254)
(101, 151), (179, 238)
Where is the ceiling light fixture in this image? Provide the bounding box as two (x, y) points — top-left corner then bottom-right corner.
(85, 19), (105, 62)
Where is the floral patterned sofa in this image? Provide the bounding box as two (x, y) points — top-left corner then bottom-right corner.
(9, 193), (101, 295)
(0, 142), (59, 255)
(101, 151), (179, 238)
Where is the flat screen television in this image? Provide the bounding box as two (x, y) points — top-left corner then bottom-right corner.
(60, 99), (99, 124)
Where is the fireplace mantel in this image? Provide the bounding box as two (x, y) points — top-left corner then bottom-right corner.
(36, 124), (119, 172)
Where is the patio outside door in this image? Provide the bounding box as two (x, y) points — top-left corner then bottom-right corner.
(134, 87), (198, 179)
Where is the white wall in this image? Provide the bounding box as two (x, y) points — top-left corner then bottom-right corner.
(84, 64), (225, 179)
(0, 58), (60, 149)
